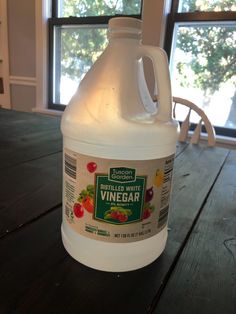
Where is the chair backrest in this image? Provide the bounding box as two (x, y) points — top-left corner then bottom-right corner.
(173, 97), (216, 147)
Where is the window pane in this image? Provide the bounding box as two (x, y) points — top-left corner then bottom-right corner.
(170, 23), (236, 129)
(53, 25), (108, 105)
(58, 0), (142, 17)
(178, 0), (236, 12)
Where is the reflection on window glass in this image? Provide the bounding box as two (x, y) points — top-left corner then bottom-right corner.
(59, 0), (142, 17)
(53, 26), (108, 104)
(178, 0), (236, 13)
(171, 24), (236, 128)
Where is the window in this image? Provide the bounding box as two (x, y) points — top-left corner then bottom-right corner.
(165, 0), (236, 137)
(48, 0), (142, 110)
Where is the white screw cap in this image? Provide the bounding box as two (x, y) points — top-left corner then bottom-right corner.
(108, 17), (142, 31)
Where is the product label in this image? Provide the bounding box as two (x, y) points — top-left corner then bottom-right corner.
(63, 149), (174, 243)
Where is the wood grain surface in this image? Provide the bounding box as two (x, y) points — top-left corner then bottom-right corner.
(0, 109), (233, 314)
(153, 150), (236, 314)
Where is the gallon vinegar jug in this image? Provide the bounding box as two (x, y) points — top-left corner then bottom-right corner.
(61, 17), (178, 272)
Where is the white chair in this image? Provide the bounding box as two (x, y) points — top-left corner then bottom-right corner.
(173, 97), (216, 147)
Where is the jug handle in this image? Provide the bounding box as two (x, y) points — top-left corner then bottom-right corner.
(138, 46), (172, 122)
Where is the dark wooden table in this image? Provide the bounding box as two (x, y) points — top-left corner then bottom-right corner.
(0, 108), (235, 314)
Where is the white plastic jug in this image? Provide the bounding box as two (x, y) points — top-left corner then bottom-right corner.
(61, 17), (178, 272)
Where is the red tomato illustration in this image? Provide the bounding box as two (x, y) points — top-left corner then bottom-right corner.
(73, 203), (84, 218)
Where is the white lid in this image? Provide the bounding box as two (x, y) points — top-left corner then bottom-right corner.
(108, 17), (142, 31)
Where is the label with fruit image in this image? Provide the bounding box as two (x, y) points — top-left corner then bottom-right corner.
(63, 148), (174, 243)
(95, 169), (146, 225)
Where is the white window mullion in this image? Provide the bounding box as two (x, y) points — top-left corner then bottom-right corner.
(34, 0), (51, 113)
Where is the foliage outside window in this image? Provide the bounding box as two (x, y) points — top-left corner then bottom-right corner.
(165, 0), (236, 137)
(49, 0), (142, 109)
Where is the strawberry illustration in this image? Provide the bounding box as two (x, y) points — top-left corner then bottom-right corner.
(142, 202), (155, 220)
(143, 208), (151, 219)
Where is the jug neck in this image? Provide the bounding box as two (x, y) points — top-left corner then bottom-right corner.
(108, 37), (141, 48)
(108, 30), (141, 41)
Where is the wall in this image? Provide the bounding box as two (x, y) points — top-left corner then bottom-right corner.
(7, 0), (36, 111)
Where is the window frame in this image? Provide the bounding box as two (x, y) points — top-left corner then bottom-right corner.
(48, 0), (142, 111)
(164, 0), (236, 138)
